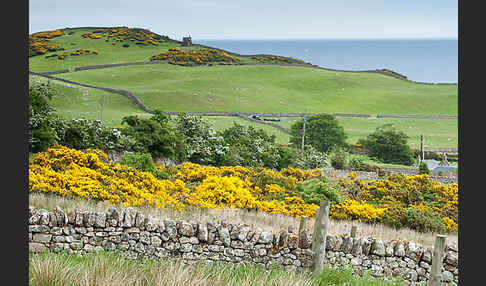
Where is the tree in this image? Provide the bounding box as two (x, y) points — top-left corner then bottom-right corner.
(120, 110), (184, 160)
(28, 82), (62, 153)
(358, 124), (414, 165)
(289, 114), (348, 154)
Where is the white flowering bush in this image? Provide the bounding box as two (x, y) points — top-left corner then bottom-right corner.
(28, 82), (64, 153)
(173, 113), (228, 165)
(291, 145), (330, 170)
(55, 118), (131, 151)
(219, 123), (293, 169)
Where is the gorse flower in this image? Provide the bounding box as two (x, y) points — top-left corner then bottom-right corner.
(28, 146), (458, 231)
(150, 49), (241, 66)
(29, 146), (320, 217)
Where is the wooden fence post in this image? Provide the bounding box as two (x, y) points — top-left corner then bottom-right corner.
(311, 200), (330, 276)
(427, 234), (447, 286)
(298, 215), (307, 247)
(299, 216), (307, 234)
(350, 225), (357, 238)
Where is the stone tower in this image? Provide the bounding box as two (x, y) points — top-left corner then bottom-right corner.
(182, 36), (192, 46)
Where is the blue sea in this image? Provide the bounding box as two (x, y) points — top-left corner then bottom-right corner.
(194, 38), (457, 84)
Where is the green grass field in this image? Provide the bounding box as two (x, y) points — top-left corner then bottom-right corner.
(54, 64), (457, 115)
(29, 74), (151, 127)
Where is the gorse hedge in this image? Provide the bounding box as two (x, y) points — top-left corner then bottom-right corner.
(29, 145), (458, 233)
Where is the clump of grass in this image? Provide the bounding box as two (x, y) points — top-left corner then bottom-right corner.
(29, 251), (406, 286)
(314, 265), (406, 286)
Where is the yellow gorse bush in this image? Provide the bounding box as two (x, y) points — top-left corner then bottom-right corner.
(29, 29), (64, 56)
(337, 172), (459, 231)
(28, 146), (458, 231)
(150, 48), (241, 66)
(330, 199), (387, 223)
(29, 146), (183, 211)
(29, 146), (320, 217)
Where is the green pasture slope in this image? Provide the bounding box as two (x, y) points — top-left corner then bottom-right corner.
(29, 74), (151, 127)
(29, 27), (458, 150)
(55, 64), (457, 115)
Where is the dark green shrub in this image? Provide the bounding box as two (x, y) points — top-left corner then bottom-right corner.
(118, 152), (170, 180)
(347, 153), (368, 170)
(403, 208), (447, 233)
(418, 162), (430, 174)
(120, 110), (184, 160)
(295, 177), (344, 205)
(358, 124), (414, 165)
(329, 148), (348, 169)
(380, 205), (409, 230)
(28, 82), (63, 153)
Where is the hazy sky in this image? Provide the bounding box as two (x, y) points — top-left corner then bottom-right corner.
(29, 0), (458, 40)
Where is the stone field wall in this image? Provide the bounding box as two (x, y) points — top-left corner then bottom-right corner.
(28, 206), (458, 285)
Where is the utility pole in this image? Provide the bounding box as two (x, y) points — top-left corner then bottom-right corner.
(301, 115), (307, 150)
(100, 94), (105, 124)
(420, 134), (425, 162)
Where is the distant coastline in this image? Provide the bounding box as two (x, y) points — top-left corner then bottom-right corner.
(194, 38), (458, 84)
(42, 27), (457, 84)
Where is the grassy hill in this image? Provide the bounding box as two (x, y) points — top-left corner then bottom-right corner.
(29, 27), (458, 150)
(29, 27), (263, 73)
(54, 63), (457, 115)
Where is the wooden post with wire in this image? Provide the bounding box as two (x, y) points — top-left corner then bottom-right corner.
(350, 225), (357, 238)
(427, 234), (447, 286)
(299, 216), (307, 233)
(297, 215), (307, 247)
(311, 200), (330, 276)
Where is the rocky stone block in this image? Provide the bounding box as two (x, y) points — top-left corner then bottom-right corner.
(29, 242), (46, 253)
(218, 227), (231, 247)
(371, 239), (385, 256)
(33, 233), (52, 243)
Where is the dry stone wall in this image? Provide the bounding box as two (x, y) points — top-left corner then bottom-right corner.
(28, 206), (458, 285)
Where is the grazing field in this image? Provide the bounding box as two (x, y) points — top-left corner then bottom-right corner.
(54, 64), (457, 116)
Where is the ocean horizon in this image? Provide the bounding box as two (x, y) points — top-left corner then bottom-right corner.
(193, 38), (458, 84)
